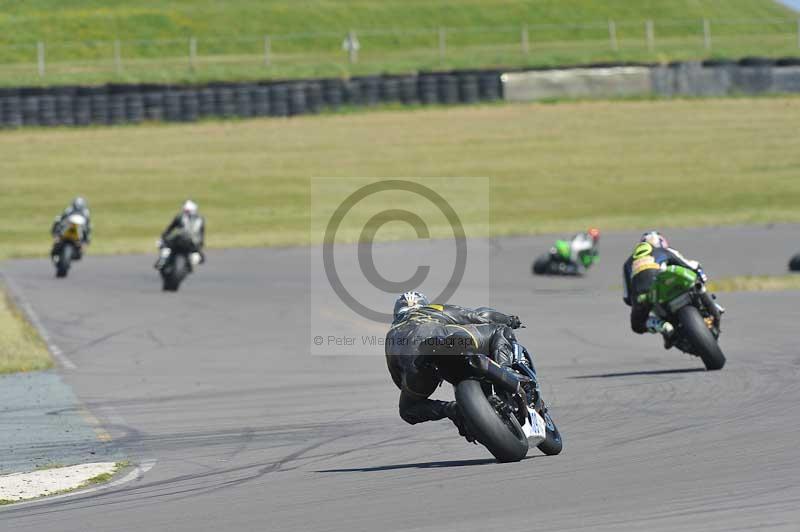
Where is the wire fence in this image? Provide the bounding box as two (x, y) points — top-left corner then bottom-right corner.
(1, 18), (799, 84)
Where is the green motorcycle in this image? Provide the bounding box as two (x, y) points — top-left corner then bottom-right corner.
(639, 265), (726, 371)
(532, 240), (598, 276)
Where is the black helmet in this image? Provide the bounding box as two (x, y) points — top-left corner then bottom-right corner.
(393, 291), (429, 321)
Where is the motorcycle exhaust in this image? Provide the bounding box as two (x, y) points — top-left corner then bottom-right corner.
(466, 353), (527, 395)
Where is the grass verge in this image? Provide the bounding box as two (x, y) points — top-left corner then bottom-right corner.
(0, 0), (794, 86)
(0, 285), (53, 374)
(1, 97), (799, 259)
(708, 274), (800, 293)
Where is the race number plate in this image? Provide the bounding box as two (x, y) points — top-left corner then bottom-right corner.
(522, 408), (547, 445)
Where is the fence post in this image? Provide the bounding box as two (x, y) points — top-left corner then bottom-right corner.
(114, 39), (122, 74)
(37, 41), (45, 77)
(264, 35), (271, 66)
(703, 19), (712, 51)
(521, 24), (530, 55)
(347, 30), (358, 64)
(608, 20), (618, 51)
(438, 27), (446, 61)
(188, 37), (197, 70)
(646, 20), (655, 52)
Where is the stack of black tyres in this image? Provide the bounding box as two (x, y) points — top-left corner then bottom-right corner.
(1, 89), (23, 127)
(0, 69), (507, 127)
(305, 81), (323, 114)
(418, 75), (438, 104)
(251, 85), (270, 116)
(322, 79), (344, 110)
(126, 92), (144, 124)
(380, 76), (401, 103)
(288, 82), (307, 115)
(234, 86), (253, 118)
(21, 88), (40, 127)
(270, 84), (289, 117)
(399, 76), (418, 105)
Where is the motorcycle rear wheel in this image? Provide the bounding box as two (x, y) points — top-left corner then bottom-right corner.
(677, 306), (726, 371)
(532, 255), (550, 275)
(789, 254), (800, 272)
(454, 379), (528, 463)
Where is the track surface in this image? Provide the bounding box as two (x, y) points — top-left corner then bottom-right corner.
(2, 226), (800, 531)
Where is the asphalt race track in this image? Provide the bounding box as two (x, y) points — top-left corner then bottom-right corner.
(2, 225), (799, 531)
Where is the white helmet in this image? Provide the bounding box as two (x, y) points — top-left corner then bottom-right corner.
(640, 231), (668, 249)
(182, 200), (198, 216)
(393, 291), (429, 321)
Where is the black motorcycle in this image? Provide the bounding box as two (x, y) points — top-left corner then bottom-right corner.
(419, 338), (562, 462)
(51, 213), (87, 278)
(790, 253), (800, 272)
(157, 230), (197, 292)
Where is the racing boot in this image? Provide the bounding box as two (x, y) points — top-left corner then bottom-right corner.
(444, 401), (475, 444)
(646, 315), (675, 350)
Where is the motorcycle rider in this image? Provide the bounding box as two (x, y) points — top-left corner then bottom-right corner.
(155, 200), (205, 269)
(622, 231), (707, 347)
(567, 227), (601, 271)
(51, 196), (92, 258)
(385, 291), (523, 438)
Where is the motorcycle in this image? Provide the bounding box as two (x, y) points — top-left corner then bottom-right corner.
(419, 338), (562, 463)
(156, 229), (198, 292)
(51, 213), (87, 278)
(789, 253), (800, 272)
(532, 239), (597, 276)
(640, 265), (726, 371)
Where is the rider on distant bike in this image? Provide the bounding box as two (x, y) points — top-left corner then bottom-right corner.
(51, 196), (92, 259)
(155, 200), (206, 269)
(567, 227), (600, 271)
(385, 291), (522, 437)
(622, 231), (706, 347)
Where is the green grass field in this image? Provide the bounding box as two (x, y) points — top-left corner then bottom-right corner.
(1, 97), (799, 260)
(0, 287), (52, 374)
(0, 1), (795, 86)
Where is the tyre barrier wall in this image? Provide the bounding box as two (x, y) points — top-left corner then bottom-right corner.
(501, 58), (800, 102)
(0, 70), (502, 128)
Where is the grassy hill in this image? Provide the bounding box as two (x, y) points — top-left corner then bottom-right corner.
(0, 1), (796, 85)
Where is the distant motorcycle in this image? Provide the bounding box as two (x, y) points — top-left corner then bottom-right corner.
(51, 213), (87, 278)
(418, 338), (562, 462)
(156, 229), (199, 292)
(640, 265), (726, 370)
(789, 253), (800, 272)
(532, 239), (597, 276)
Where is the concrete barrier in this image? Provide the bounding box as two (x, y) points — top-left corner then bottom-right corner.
(502, 62), (800, 101)
(502, 67), (652, 101)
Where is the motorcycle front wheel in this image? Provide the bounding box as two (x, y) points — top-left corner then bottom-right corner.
(537, 410), (563, 456)
(55, 243), (73, 278)
(454, 379), (528, 463)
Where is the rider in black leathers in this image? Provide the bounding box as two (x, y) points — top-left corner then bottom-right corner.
(155, 200), (206, 269)
(385, 292), (523, 433)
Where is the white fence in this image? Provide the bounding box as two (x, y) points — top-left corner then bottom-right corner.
(2, 18), (799, 81)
